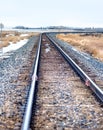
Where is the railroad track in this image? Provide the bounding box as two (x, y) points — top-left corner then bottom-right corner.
(48, 33), (103, 92)
(21, 33), (103, 130)
(47, 34), (103, 101)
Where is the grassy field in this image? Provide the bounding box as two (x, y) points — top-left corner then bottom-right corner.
(56, 33), (103, 61)
(0, 31), (39, 49)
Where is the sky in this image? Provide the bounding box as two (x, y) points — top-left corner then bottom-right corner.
(0, 0), (103, 28)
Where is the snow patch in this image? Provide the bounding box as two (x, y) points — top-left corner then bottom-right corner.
(45, 43), (51, 53)
(6, 34), (15, 37)
(72, 47), (90, 60)
(80, 52), (90, 60)
(20, 34), (29, 37)
(2, 39), (28, 53)
(45, 48), (50, 53)
(72, 47), (78, 52)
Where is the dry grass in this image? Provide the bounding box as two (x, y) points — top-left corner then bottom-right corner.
(0, 31), (39, 49)
(56, 33), (103, 61)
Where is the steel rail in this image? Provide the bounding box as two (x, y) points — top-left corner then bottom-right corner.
(21, 34), (42, 130)
(46, 34), (103, 103)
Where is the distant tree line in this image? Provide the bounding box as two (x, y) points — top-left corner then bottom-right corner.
(13, 25), (103, 32)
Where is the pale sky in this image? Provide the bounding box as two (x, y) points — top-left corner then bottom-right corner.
(0, 0), (103, 28)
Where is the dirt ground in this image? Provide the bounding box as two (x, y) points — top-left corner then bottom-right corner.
(56, 33), (103, 62)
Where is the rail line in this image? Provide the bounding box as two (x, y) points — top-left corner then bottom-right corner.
(21, 34), (41, 130)
(21, 33), (103, 130)
(46, 34), (103, 102)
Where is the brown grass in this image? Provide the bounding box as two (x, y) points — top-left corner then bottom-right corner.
(0, 31), (39, 49)
(56, 33), (103, 61)
(0, 41), (10, 48)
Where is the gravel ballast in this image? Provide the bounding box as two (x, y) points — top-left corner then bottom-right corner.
(0, 32), (103, 129)
(0, 35), (39, 129)
(49, 33), (103, 80)
(32, 34), (103, 130)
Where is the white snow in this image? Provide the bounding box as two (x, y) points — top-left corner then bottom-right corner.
(45, 43), (51, 53)
(45, 48), (50, 53)
(80, 52), (90, 60)
(72, 47), (90, 60)
(2, 39), (28, 54)
(72, 47), (78, 52)
(6, 34), (15, 37)
(20, 34), (29, 37)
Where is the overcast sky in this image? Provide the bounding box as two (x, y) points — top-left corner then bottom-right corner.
(0, 0), (103, 28)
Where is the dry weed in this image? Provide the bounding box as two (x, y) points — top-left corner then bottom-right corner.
(0, 31), (39, 49)
(0, 41), (10, 49)
(56, 33), (103, 61)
